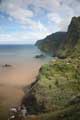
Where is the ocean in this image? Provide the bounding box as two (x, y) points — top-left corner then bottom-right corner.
(0, 44), (51, 85)
(0, 44), (51, 110)
(0, 44), (44, 65)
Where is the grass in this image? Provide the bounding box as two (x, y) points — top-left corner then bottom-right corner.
(31, 57), (80, 111)
(38, 104), (80, 120)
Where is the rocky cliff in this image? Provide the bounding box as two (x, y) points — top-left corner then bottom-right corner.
(23, 17), (80, 119)
(36, 32), (67, 56)
(36, 17), (80, 58)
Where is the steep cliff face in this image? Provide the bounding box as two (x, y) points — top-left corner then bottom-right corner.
(66, 17), (80, 48)
(23, 17), (80, 118)
(59, 17), (80, 58)
(36, 32), (67, 56)
(36, 17), (80, 58)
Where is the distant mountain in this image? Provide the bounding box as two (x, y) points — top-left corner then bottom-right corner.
(36, 16), (80, 58)
(36, 32), (67, 56)
(22, 17), (80, 119)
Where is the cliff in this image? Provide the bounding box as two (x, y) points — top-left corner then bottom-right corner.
(58, 17), (80, 58)
(36, 17), (80, 58)
(36, 32), (67, 56)
(23, 16), (80, 119)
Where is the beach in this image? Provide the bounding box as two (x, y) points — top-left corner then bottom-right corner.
(0, 45), (51, 117)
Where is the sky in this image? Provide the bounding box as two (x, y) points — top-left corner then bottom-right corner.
(0, 0), (80, 44)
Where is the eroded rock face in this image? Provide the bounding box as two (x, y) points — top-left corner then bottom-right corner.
(61, 17), (80, 57)
(36, 16), (80, 58)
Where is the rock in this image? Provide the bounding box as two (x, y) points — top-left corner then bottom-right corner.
(35, 54), (45, 59)
(2, 64), (12, 68)
(36, 16), (80, 58)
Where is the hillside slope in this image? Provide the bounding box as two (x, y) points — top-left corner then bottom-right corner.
(36, 17), (80, 58)
(23, 16), (80, 119)
(36, 32), (67, 56)
(58, 17), (80, 58)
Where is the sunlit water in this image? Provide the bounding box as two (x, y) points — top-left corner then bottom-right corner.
(0, 45), (51, 109)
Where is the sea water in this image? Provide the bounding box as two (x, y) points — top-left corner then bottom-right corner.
(0, 44), (51, 109)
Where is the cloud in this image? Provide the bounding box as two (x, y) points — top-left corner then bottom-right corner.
(0, 2), (33, 23)
(0, 0), (80, 43)
(0, 29), (50, 44)
(47, 0), (79, 31)
(0, 0), (80, 29)
(48, 13), (62, 24)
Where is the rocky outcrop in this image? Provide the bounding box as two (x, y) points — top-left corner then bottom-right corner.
(36, 32), (67, 56)
(36, 17), (80, 58)
(23, 17), (80, 118)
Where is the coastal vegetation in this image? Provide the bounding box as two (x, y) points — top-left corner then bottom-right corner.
(0, 16), (80, 120)
(23, 16), (80, 120)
